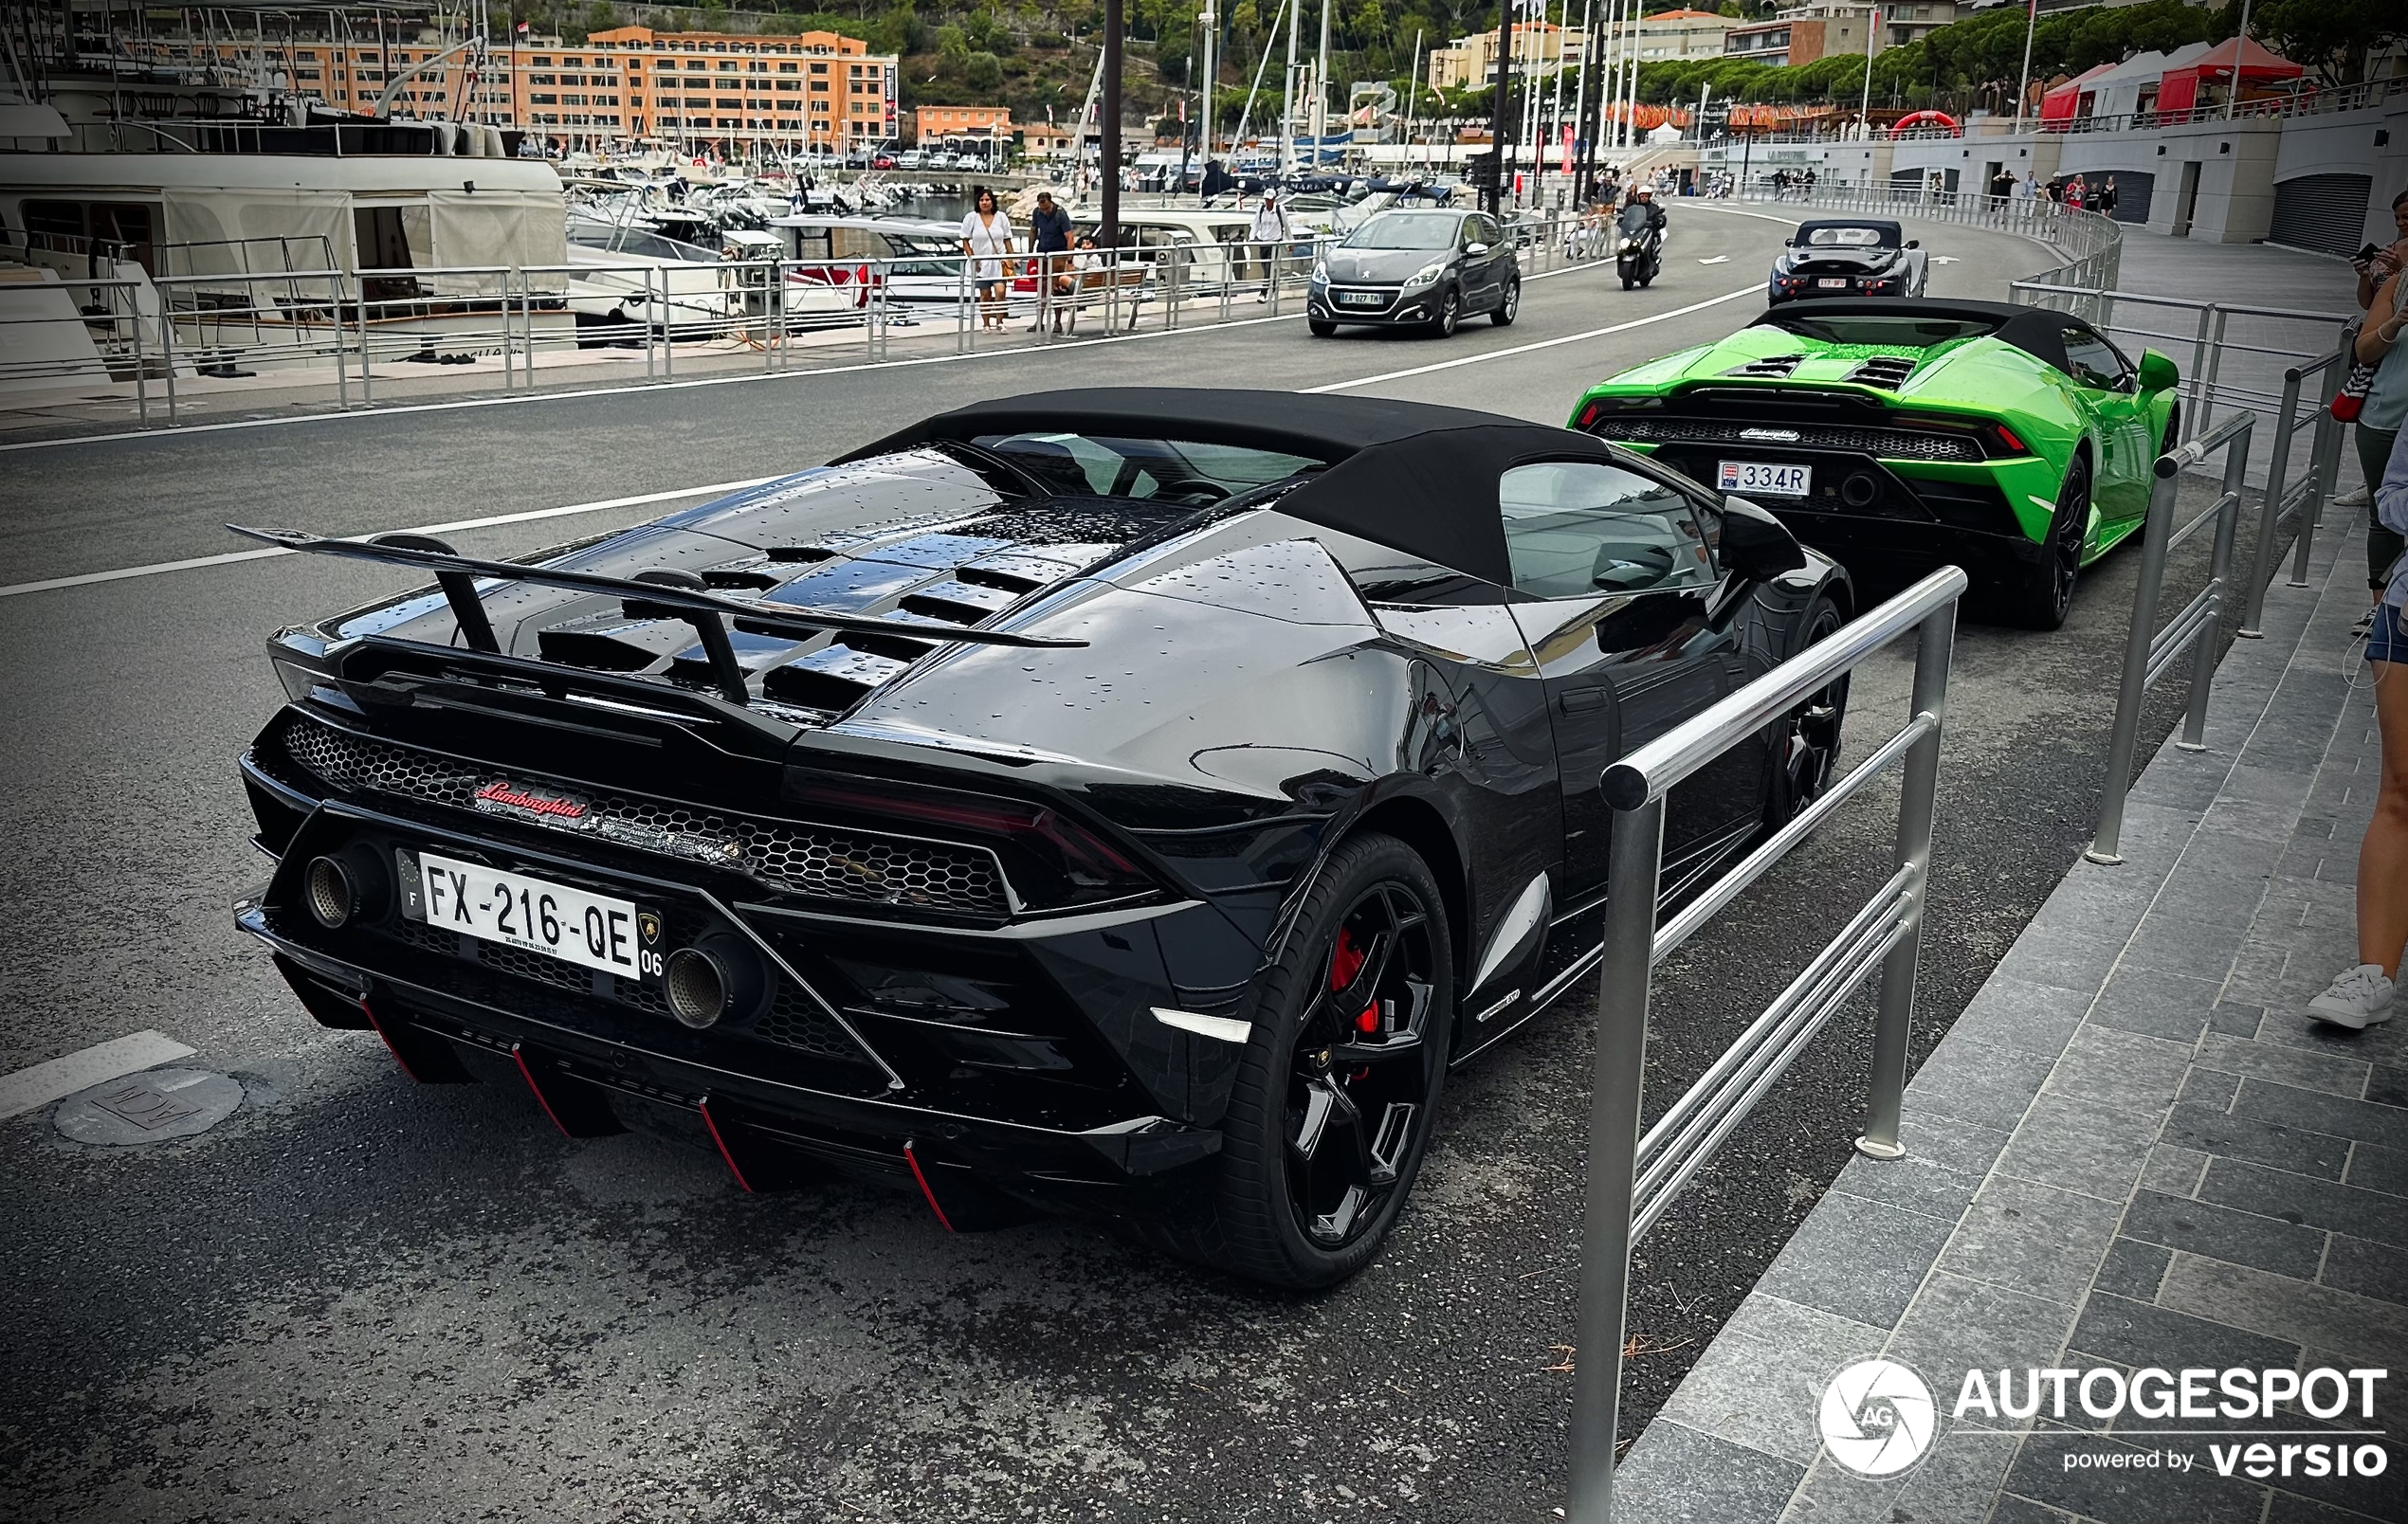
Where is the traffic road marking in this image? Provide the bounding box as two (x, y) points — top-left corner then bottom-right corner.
(0, 478), (780, 600)
(0, 1030), (196, 1121)
(1304, 284), (1763, 393)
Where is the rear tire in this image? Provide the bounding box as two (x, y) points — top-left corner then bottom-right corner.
(1133, 832), (1453, 1289)
(2003, 453), (2090, 630)
(1764, 594), (1850, 827)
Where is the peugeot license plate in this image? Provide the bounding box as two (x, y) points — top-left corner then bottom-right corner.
(1337, 290), (1384, 306)
(1719, 460), (1813, 498)
(409, 850), (662, 981)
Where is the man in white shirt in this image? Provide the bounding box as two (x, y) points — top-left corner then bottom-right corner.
(1249, 191), (1290, 303)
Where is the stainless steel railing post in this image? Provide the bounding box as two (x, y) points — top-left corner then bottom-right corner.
(644, 266), (658, 382)
(131, 289), (149, 426)
(2182, 306), (2215, 443)
(2291, 407), (2334, 588)
(2196, 306), (2229, 439)
(2239, 364), (2307, 637)
(1564, 794), (1665, 1524)
(161, 292), (179, 424)
(2089, 456), (2181, 865)
(1859, 601), (1954, 1159)
(2180, 419), (2250, 750)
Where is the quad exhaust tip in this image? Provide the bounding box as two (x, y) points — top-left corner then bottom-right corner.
(302, 844), (392, 931)
(665, 934), (766, 1029)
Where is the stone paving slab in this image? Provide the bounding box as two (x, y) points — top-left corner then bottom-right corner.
(1613, 485), (2407, 1521)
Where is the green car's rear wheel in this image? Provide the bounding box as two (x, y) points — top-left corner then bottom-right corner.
(2004, 453), (2090, 630)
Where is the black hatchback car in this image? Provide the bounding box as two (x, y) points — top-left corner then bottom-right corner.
(1307, 209), (1521, 337)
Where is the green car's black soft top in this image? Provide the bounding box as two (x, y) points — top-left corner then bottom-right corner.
(1750, 298), (2075, 377)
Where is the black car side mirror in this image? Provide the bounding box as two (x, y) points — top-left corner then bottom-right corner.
(1906, 238), (1920, 248)
(1720, 495), (1807, 580)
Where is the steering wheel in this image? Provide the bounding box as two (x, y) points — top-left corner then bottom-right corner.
(1153, 478), (1232, 504)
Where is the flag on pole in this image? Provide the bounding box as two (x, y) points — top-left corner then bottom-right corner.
(1560, 122), (1573, 174)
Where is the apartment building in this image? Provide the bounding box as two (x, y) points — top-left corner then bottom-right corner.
(1724, 2), (1962, 67)
(1613, 9), (1743, 64)
(1428, 23), (1587, 91)
(912, 104), (1012, 148)
(109, 24), (899, 150)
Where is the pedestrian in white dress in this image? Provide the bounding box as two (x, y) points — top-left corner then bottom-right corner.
(959, 187), (1014, 333)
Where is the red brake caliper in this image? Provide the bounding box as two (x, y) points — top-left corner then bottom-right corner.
(1331, 928), (1379, 1034)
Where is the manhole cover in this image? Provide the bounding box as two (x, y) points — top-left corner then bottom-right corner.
(54, 1068), (243, 1146)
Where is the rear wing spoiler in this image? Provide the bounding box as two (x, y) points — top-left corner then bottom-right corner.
(227, 524), (1086, 707)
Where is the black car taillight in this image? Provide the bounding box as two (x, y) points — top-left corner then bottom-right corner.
(782, 775), (1163, 914)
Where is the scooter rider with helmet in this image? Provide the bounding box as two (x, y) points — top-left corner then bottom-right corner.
(1615, 183), (1668, 288)
(1627, 182), (1667, 234)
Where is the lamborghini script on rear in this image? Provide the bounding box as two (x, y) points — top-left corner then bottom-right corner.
(234, 389), (1851, 1287)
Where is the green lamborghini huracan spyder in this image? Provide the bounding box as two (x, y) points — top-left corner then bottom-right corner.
(1569, 299), (2180, 627)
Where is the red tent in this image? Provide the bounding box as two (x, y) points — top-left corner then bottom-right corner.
(2040, 64), (2115, 125)
(2155, 37), (2301, 115)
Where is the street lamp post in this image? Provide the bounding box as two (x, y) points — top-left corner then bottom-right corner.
(1102, 0), (1122, 248)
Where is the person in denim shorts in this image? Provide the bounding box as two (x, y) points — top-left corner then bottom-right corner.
(2313, 426), (2408, 1026)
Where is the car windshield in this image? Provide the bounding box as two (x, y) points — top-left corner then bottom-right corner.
(1345, 213), (1461, 250)
(972, 433), (1320, 501)
(1769, 315), (1998, 347)
(1802, 226), (1893, 246)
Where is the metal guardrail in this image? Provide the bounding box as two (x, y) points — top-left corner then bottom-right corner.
(2007, 281), (2352, 451)
(1565, 565), (1969, 1523)
(2087, 414), (2256, 865)
(2, 209), (1619, 426)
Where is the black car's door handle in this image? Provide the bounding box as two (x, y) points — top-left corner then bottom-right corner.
(1560, 687), (1613, 714)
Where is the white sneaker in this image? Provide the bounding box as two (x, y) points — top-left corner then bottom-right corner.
(2336, 486), (2372, 509)
(2308, 965), (2396, 1029)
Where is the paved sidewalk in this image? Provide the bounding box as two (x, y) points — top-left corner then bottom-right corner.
(1614, 496), (2407, 1520)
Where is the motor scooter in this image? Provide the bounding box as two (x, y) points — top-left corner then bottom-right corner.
(1615, 205), (1663, 290)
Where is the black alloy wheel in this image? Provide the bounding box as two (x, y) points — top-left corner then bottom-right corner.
(1491, 277), (1520, 327)
(1432, 288), (1461, 337)
(2006, 452), (2090, 630)
(1137, 832), (1452, 1288)
(1765, 595), (1850, 826)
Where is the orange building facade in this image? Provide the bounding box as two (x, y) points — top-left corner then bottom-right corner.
(912, 105), (1011, 147)
(116, 25), (900, 150)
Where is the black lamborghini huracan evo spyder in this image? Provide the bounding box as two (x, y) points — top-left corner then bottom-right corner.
(234, 389), (1852, 1288)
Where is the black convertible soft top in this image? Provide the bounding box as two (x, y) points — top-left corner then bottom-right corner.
(844, 388), (1643, 587)
(1753, 297), (2075, 375)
